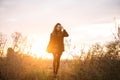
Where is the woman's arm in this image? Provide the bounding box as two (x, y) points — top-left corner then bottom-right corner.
(63, 29), (69, 37)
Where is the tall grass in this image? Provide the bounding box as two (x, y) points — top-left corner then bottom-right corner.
(0, 48), (48, 80)
(0, 41), (120, 80)
(73, 41), (120, 80)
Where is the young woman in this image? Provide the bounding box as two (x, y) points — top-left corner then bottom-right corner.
(47, 23), (69, 78)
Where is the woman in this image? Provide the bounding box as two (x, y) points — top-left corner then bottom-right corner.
(47, 23), (69, 78)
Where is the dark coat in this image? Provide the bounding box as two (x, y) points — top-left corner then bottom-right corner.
(47, 30), (69, 53)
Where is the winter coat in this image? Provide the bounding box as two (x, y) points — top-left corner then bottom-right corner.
(47, 30), (69, 53)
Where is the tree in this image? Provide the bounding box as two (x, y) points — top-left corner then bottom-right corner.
(11, 32), (22, 51)
(0, 33), (7, 57)
(11, 32), (33, 54)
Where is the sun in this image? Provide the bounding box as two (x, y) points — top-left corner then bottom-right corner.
(30, 35), (53, 59)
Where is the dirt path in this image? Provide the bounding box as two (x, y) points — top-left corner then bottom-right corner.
(45, 61), (76, 80)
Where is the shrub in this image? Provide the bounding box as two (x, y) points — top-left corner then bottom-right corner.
(74, 41), (120, 80)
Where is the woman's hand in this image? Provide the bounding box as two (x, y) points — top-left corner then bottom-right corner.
(61, 26), (64, 31)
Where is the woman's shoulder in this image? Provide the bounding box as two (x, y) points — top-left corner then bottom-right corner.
(50, 33), (56, 37)
(51, 32), (57, 35)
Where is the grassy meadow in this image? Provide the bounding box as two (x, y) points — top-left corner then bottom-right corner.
(0, 40), (120, 80)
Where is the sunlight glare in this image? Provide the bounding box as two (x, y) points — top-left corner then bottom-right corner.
(30, 35), (45, 58)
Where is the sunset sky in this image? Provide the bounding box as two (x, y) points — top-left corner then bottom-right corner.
(0, 0), (120, 58)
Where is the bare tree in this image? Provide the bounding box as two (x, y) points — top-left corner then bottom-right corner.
(0, 32), (7, 57)
(11, 32), (22, 51)
(113, 17), (120, 40)
(117, 25), (120, 40)
(11, 32), (34, 54)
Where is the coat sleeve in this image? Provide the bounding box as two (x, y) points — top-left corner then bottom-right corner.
(63, 29), (69, 37)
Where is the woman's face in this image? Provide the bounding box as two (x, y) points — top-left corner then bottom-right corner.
(56, 25), (62, 31)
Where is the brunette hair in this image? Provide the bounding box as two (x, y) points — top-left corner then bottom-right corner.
(52, 23), (61, 34)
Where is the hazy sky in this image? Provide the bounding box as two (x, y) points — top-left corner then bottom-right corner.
(0, 0), (120, 45)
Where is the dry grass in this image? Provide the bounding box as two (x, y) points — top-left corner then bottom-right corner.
(0, 41), (120, 80)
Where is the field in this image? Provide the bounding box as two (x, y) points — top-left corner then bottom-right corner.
(0, 41), (120, 80)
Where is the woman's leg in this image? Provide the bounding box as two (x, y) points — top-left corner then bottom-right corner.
(53, 53), (56, 75)
(53, 52), (62, 77)
(56, 52), (62, 74)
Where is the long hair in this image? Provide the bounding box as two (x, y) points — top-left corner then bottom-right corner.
(52, 23), (61, 34)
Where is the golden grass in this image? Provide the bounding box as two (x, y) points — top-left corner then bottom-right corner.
(0, 41), (120, 80)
